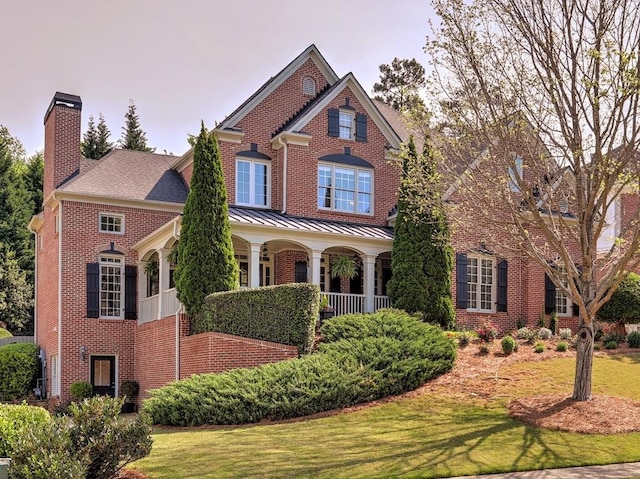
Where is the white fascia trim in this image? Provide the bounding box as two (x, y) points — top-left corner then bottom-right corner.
(285, 74), (402, 150)
(218, 46), (340, 130)
(270, 131), (312, 149)
(48, 191), (184, 213)
(172, 148), (193, 172)
(133, 215), (181, 252)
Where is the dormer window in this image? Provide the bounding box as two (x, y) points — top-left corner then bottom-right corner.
(302, 77), (316, 96)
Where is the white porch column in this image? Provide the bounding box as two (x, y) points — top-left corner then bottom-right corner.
(137, 260), (145, 324)
(249, 243), (262, 288)
(158, 248), (171, 318)
(363, 255), (377, 313)
(309, 250), (323, 287)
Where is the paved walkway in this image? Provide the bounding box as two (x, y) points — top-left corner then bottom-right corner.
(447, 462), (640, 479)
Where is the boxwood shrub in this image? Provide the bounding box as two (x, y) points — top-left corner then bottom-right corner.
(0, 342), (38, 401)
(145, 310), (456, 426)
(0, 403), (52, 457)
(193, 283), (320, 354)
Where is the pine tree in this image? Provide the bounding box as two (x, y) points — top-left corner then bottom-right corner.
(119, 101), (154, 152)
(81, 115), (98, 159)
(387, 136), (455, 329)
(373, 58), (426, 112)
(24, 152), (43, 215)
(95, 113), (113, 159)
(0, 243), (33, 335)
(174, 123), (238, 317)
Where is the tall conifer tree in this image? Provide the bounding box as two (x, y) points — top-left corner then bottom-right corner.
(119, 101), (154, 152)
(174, 123), (238, 317)
(387, 136), (455, 329)
(81, 115), (98, 159)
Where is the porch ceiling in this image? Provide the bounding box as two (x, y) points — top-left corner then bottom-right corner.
(228, 206), (394, 240)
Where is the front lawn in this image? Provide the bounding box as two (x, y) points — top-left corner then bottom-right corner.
(132, 353), (640, 478)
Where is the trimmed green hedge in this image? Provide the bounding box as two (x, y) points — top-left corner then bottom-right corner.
(0, 342), (38, 401)
(193, 283), (320, 354)
(144, 310), (456, 426)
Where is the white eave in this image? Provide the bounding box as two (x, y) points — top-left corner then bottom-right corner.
(43, 190), (184, 214)
(270, 131), (312, 149)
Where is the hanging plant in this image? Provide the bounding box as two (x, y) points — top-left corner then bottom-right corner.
(330, 255), (358, 280)
(167, 246), (179, 267)
(144, 259), (159, 276)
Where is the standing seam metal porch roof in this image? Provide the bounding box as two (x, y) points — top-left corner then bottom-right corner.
(228, 206), (394, 240)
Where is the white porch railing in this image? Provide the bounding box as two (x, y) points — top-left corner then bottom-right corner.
(374, 295), (390, 310)
(326, 292), (365, 316)
(140, 295), (159, 324)
(162, 288), (181, 316)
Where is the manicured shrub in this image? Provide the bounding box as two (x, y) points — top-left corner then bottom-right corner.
(628, 331), (640, 348)
(145, 310), (456, 426)
(534, 342), (545, 353)
(501, 336), (517, 355)
(558, 328), (572, 340)
(195, 283), (320, 354)
(549, 313), (559, 335)
(538, 327), (553, 340)
(0, 342), (38, 401)
(556, 342), (568, 352)
(476, 320), (499, 342)
(602, 331), (626, 345)
(0, 403), (51, 457)
(605, 340), (618, 350)
(516, 327), (530, 339)
(0, 327), (12, 339)
(69, 380), (93, 400)
(594, 344), (601, 351)
(598, 272), (640, 323)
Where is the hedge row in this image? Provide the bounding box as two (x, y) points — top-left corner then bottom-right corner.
(144, 310), (456, 426)
(193, 283), (320, 354)
(0, 343), (38, 401)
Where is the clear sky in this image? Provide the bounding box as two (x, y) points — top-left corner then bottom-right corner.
(1, 0), (436, 157)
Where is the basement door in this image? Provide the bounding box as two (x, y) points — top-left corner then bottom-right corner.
(91, 355), (116, 397)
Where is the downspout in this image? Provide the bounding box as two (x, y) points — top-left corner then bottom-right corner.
(57, 195), (63, 398)
(173, 219), (181, 381)
(278, 138), (288, 214)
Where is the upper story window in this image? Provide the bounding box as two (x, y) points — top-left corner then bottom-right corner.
(508, 156), (523, 192)
(302, 77), (316, 96)
(99, 213), (124, 234)
(236, 158), (270, 208)
(99, 255), (123, 319)
(339, 111), (354, 140)
(555, 264), (571, 316)
(318, 164), (372, 214)
(467, 256), (495, 312)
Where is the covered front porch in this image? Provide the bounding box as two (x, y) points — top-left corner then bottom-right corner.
(134, 208), (394, 323)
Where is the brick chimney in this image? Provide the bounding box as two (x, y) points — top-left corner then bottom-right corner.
(44, 92), (82, 198)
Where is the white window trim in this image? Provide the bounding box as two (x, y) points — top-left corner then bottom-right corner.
(338, 110), (355, 140)
(99, 254), (124, 319)
(508, 156), (523, 192)
(235, 157), (271, 208)
(467, 254), (496, 313)
(317, 163), (374, 216)
(555, 264), (572, 317)
(99, 212), (125, 235)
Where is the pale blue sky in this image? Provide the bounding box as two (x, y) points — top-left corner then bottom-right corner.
(1, 0), (436, 157)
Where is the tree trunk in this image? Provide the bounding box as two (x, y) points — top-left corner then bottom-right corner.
(572, 318), (594, 401)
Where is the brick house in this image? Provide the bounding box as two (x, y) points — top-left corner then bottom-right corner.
(28, 45), (579, 405)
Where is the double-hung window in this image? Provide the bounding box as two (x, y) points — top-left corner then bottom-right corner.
(100, 255), (123, 319)
(339, 111), (354, 140)
(467, 256), (495, 312)
(318, 164), (372, 214)
(236, 158), (270, 207)
(555, 264), (571, 316)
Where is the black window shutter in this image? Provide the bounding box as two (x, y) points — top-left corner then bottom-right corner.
(87, 263), (100, 318)
(572, 265), (582, 317)
(455, 253), (468, 309)
(497, 259), (508, 312)
(328, 108), (339, 137)
(294, 261), (307, 283)
(355, 113), (367, 142)
(544, 273), (556, 314)
(125, 265), (137, 320)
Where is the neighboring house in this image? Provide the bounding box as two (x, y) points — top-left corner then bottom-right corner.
(28, 45), (578, 406)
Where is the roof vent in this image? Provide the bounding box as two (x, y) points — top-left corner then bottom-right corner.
(302, 77), (316, 96)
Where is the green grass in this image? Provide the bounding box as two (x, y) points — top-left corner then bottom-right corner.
(132, 353), (640, 479)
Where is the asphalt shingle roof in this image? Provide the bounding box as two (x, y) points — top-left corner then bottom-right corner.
(60, 149), (188, 204)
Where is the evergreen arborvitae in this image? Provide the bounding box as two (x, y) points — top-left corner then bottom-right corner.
(81, 115), (98, 159)
(119, 101), (154, 152)
(174, 122), (238, 317)
(25, 152), (43, 215)
(387, 136), (455, 329)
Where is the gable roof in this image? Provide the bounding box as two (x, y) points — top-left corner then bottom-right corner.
(276, 73), (402, 149)
(58, 149), (188, 204)
(216, 44), (339, 131)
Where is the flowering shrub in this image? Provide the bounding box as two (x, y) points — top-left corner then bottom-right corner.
(476, 321), (499, 342)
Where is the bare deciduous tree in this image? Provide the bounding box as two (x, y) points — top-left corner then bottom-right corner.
(427, 0), (640, 400)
